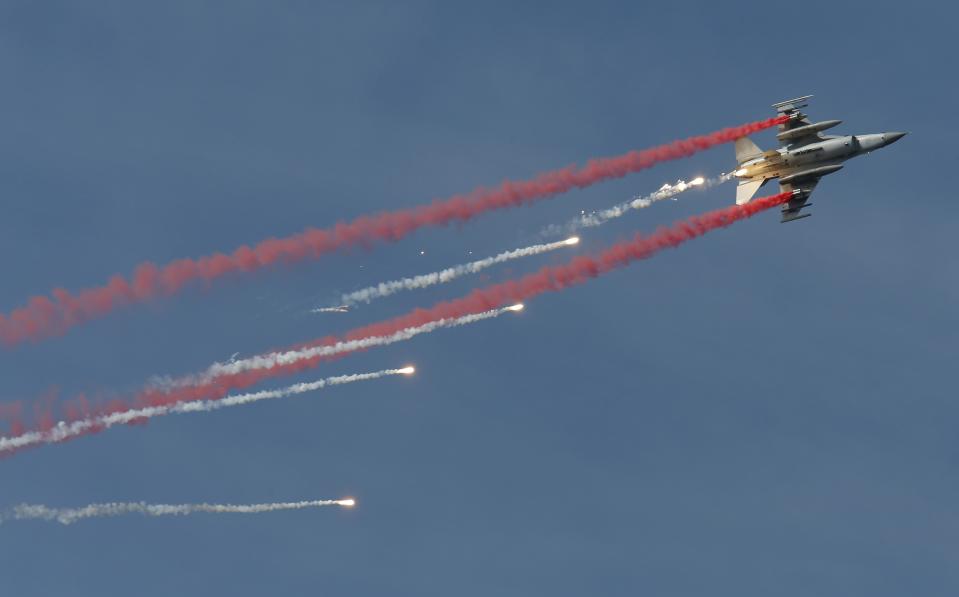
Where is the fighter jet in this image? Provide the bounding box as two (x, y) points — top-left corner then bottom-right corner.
(732, 95), (906, 222)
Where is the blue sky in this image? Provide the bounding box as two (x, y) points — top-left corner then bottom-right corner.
(0, 1), (956, 595)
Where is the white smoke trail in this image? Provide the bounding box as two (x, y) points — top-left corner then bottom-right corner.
(1, 499), (354, 525)
(334, 238), (579, 307)
(0, 307), (519, 453)
(159, 305), (519, 390)
(541, 173), (733, 237)
(0, 369), (411, 454)
(312, 306), (350, 313)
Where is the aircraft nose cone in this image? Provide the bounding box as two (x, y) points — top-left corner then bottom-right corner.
(884, 131), (907, 145)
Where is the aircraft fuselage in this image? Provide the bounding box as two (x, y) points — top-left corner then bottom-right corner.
(736, 132), (906, 181)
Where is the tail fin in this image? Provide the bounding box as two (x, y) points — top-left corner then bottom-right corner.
(734, 137), (763, 165)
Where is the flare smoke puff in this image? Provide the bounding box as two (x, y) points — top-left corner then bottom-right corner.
(0, 193), (789, 457)
(566, 173), (731, 232)
(0, 116), (787, 347)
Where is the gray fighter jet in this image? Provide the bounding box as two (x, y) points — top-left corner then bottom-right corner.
(732, 95), (906, 222)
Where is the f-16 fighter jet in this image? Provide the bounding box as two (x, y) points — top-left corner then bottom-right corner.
(732, 95), (906, 222)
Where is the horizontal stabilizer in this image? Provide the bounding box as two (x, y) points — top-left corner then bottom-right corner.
(734, 137), (763, 165)
(736, 179), (765, 205)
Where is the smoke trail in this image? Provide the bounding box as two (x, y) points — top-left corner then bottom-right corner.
(541, 173), (733, 237)
(336, 174), (727, 311)
(0, 307), (519, 455)
(156, 306), (516, 391)
(575, 173), (732, 229)
(312, 306), (350, 313)
(188, 194), (790, 386)
(0, 193), (790, 457)
(335, 237), (579, 307)
(150, 193), (790, 397)
(0, 369), (412, 454)
(1, 499), (354, 525)
(0, 116), (787, 347)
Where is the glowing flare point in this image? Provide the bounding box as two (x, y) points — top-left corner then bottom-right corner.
(337, 499), (356, 507)
(564, 236), (580, 245)
(398, 366), (416, 375)
(690, 176), (705, 186)
(507, 303), (525, 312)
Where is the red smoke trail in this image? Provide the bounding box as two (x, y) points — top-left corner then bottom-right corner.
(0, 116), (788, 347)
(1, 192), (791, 456)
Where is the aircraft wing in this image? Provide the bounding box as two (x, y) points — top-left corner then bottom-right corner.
(778, 179), (817, 223)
